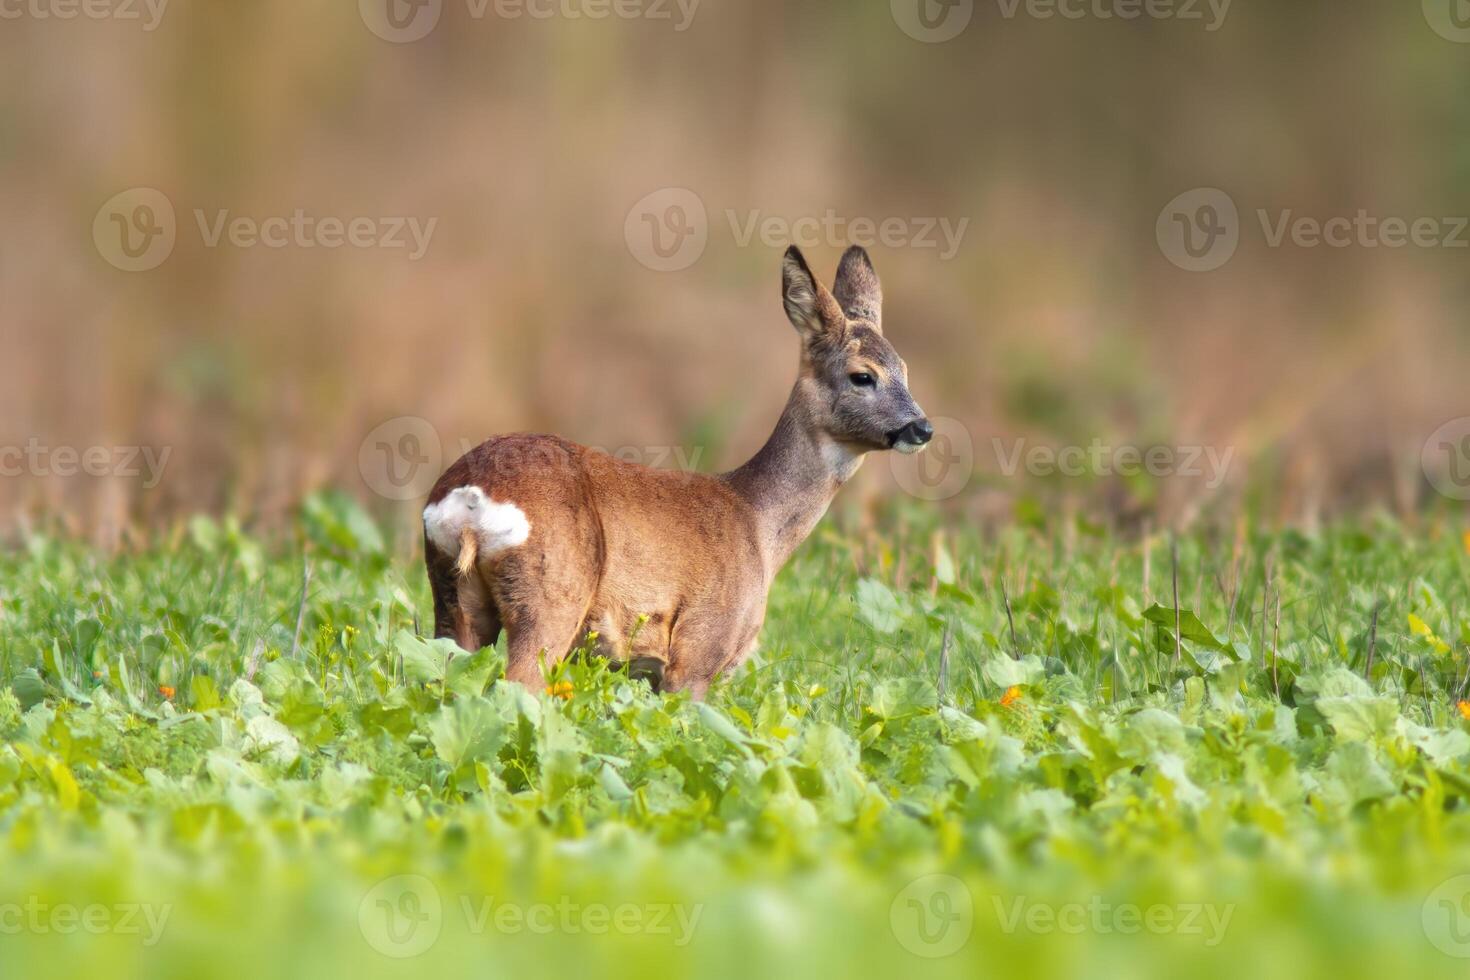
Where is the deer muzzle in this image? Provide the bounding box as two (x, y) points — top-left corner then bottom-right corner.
(888, 418), (934, 454)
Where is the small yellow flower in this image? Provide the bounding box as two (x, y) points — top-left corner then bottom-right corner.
(158, 685), (176, 700)
(1457, 700), (1470, 721)
(1000, 685), (1022, 708)
(546, 681), (574, 700)
(1462, 530), (1470, 557)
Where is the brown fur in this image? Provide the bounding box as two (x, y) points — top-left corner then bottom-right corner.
(424, 246), (930, 698)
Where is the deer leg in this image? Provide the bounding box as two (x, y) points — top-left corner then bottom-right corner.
(663, 611), (750, 700)
(455, 573), (502, 652)
(495, 571), (592, 687)
(659, 661), (712, 701)
(661, 608), (764, 702)
(426, 538), (466, 643)
(502, 610), (586, 687)
(428, 537), (503, 652)
(490, 535), (599, 687)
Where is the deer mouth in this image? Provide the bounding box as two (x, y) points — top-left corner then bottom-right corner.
(888, 419), (934, 454)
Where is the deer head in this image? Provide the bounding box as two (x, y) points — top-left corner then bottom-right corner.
(780, 245), (933, 456)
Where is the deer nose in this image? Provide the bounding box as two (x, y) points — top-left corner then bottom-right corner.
(890, 418), (933, 449)
(904, 419), (934, 445)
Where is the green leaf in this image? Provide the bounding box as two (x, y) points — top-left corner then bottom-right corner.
(597, 761), (633, 801)
(446, 645), (498, 698)
(855, 578), (905, 634)
(428, 696), (508, 769)
(0, 746), (19, 788)
(301, 491), (385, 558)
(1315, 696), (1400, 742)
(695, 702), (750, 750)
(394, 631), (461, 685)
(190, 675), (221, 712)
(1143, 604), (1225, 651)
(12, 668), (47, 709)
(934, 542), (956, 585)
(981, 655), (1044, 689)
(868, 678), (937, 720)
(1322, 742), (1396, 806)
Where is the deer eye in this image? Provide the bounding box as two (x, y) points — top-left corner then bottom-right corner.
(848, 372), (876, 388)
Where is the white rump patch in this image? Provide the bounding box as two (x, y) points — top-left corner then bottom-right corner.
(423, 486), (531, 558)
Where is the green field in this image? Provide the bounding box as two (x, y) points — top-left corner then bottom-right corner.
(4, 494), (1470, 979)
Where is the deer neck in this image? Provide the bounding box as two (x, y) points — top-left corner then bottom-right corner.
(723, 381), (864, 576)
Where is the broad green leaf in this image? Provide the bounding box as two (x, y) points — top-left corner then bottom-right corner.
(1143, 604), (1225, 651)
(855, 578), (905, 634)
(982, 655), (1044, 689)
(428, 696), (508, 769)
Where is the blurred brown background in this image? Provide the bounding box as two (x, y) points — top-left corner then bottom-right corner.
(3, 0), (1469, 542)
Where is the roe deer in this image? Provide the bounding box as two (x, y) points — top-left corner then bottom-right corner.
(423, 245), (932, 697)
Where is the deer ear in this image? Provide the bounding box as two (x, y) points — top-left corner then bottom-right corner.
(832, 245), (882, 332)
(781, 246), (846, 344)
